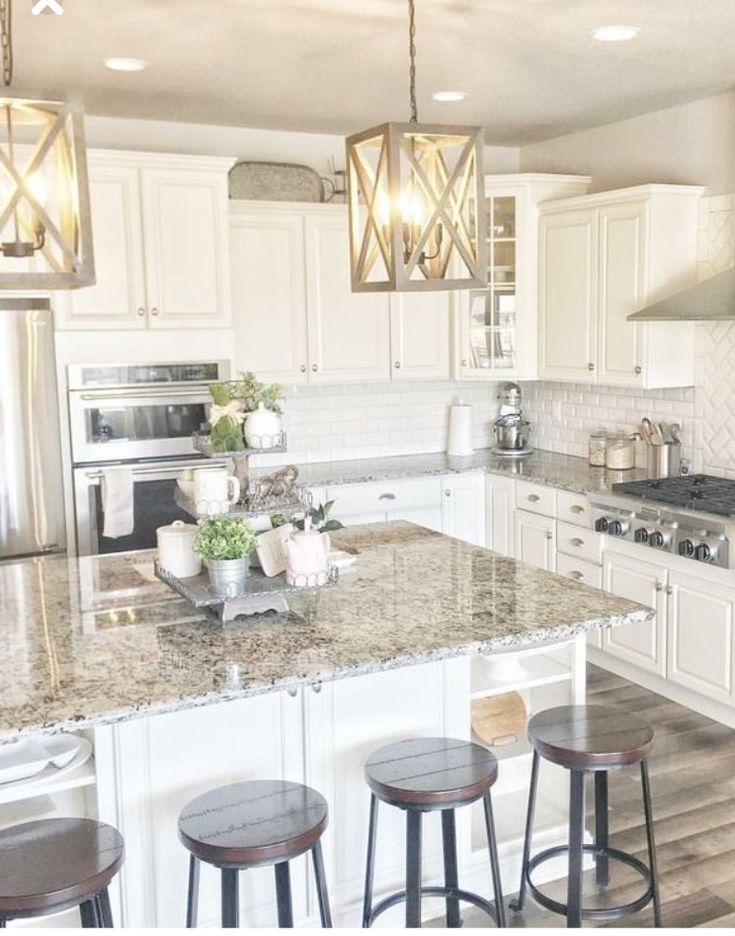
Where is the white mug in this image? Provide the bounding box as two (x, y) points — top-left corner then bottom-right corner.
(193, 467), (241, 516)
(156, 520), (201, 578)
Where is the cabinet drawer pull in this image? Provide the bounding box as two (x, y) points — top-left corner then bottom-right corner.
(378, 492), (396, 501)
(527, 494), (541, 503)
(570, 504), (585, 514)
(568, 570), (584, 581)
(570, 537), (585, 548)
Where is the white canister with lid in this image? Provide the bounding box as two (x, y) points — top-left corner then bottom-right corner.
(244, 402), (282, 449)
(156, 520), (201, 578)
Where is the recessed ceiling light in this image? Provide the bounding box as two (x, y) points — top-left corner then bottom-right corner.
(591, 25), (639, 42)
(432, 90), (467, 103)
(104, 57), (148, 72)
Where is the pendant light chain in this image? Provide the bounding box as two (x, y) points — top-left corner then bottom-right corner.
(408, 0), (417, 123)
(0, 0), (11, 87)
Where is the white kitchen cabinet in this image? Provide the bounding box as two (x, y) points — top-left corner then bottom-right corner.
(514, 509), (555, 571)
(389, 291), (450, 379)
(539, 184), (704, 388)
(230, 206), (308, 381)
(602, 550), (666, 676)
(95, 692), (305, 928)
(303, 660), (468, 925)
(305, 211), (390, 382)
(56, 151), (233, 331)
(455, 174), (589, 381)
(667, 569), (735, 701)
(485, 475), (514, 556)
(441, 473), (485, 546)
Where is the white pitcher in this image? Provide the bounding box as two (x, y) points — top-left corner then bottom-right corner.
(283, 517), (330, 587)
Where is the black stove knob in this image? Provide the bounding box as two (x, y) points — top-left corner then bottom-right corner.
(695, 543), (712, 562)
(649, 531), (665, 549)
(594, 517), (609, 533)
(608, 520), (625, 537)
(678, 539), (695, 557)
(634, 527), (649, 544)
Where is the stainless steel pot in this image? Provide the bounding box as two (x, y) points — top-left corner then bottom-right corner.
(494, 416), (531, 451)
(207, 557), (251, 597)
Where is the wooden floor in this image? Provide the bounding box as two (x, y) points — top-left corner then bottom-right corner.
(451, 664), (735, 928)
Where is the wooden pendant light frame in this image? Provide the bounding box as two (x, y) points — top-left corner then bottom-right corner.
(346, 121), (486, 292)
(0, 91), (95, 289)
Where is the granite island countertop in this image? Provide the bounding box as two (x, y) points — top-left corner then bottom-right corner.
(0, 522), (653, 743)
(267, 448), (648, 495)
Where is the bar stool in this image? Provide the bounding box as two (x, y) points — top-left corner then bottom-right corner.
(178, 779), (332, 928)
(362, 737), (505, 929)
(510, 704), (661, 928)
(0, 818), (124, 927)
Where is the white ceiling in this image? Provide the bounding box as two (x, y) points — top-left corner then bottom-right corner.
(15, 0), (735, 145)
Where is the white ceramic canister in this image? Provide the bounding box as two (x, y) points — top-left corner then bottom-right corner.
(244, 402), (282, 450)
(157, 520), (202, 578)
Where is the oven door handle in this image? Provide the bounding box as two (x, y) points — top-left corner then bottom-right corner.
(82, 459), (224, 479)
(77, 389), (211, 401)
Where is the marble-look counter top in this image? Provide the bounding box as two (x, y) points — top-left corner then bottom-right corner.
(283, 448), (648, 495)
(0, 522), (652, 743)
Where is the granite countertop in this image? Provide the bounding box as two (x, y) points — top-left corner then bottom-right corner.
(284, 448), (648, 495)
(0, 522), (652, 743)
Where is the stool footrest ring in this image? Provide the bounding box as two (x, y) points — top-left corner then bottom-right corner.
(522, 843), (654, 923)
(366, 885), (500, 927)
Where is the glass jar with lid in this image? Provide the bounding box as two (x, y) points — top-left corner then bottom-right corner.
(588, 432), (610, 467)
(605, 434), (635, 470)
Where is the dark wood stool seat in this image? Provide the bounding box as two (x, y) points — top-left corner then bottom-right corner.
(527, 704), (654, 770)
(0, 818), (124, 926)
(362, 737), (505, 928)
(365, 737), (499, 809)
(512, 704), (661, 928)
(178, 779), (331, 928)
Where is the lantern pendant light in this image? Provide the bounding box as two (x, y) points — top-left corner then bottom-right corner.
(0, 0), (94, 288)
(345, 0), (486, 293)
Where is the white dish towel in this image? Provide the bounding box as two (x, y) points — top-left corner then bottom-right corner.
(101, 467), (134, 538)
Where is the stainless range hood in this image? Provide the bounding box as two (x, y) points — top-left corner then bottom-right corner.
(628, 267), (735, 321)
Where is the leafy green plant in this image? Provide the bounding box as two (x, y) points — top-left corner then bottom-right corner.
(293, 500), (344, 533)
(231, 372), (284, 415)
(206, 372), (283, 453)
(194, 516), (257, 561)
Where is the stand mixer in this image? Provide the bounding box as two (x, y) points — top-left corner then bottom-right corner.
(493, 383), (532, 456)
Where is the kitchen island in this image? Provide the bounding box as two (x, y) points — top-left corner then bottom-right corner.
(0, 522), (652, 927)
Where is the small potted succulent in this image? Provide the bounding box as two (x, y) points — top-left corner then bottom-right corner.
(194, 516), (257, 596)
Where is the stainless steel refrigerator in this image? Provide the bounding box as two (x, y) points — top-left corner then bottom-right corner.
(0, 298), (66, 560)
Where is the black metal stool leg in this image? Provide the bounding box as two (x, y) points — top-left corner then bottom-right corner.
(641, 760), (662, 927)
(441, 809), (461, 927)
(275, 860), (294, 928)
(362, 793), (379, 927)
(483, 792), (506, 927)
(594, 771), (610, 887)
(405, 809), (423, 928)
(567, 769), (585, 928)
(96, 888), (113, 928)
(510, 748), (539, 913)
(186, 854), (200, 928)
(312, 839), (332, 928)
(80, 899), (99, 927)
(221, 868), (239, 928)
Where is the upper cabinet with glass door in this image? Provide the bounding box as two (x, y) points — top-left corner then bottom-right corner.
(454, 175), (590, 381)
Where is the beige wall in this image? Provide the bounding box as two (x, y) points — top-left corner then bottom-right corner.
(519, 91), (735, 194)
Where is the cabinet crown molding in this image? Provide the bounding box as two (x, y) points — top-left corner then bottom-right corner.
(539, 182), (706, 214)
(87, 148), (236, 173)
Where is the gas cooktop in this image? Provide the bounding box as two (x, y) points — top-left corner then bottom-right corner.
(612, 474), (735, 519)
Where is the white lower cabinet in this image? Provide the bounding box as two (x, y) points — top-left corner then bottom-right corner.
(441, 473), (486, 546)
(485, 475), (514, 556)
(667, 569), (735, 701)
(601, 551), (666, 676)
(513, 509), (555, 571)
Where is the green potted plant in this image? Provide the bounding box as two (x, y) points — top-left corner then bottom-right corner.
(207, 372), (284, 452)
(194, 516), (257, 596)
(292, 500), (344, 533)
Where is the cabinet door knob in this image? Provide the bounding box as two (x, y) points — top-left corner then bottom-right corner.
(665, 585), (673, 595)
(394, 361), (401, 369)
(311, 682), (322, 694)
(444, 489), (451, 497)
(545, 530), (554, 540)
(587, 362), (595, 372)
(569, 570), (584, 581)
(378, 492), (396, 501)
(300, 364), (307, 373)
(286, 687), (298, 698)
(311, 363), (318, 372)
(570, 537), (585, 548)
(634, 365), (642, 375)
(136, 307), (146, 317)
(655, 582), (663, 592)
(527, 494), (540, 503)
(570, 504), (585, 514)
(150, 306), (160, 316)
(461, 359), (469, 367)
